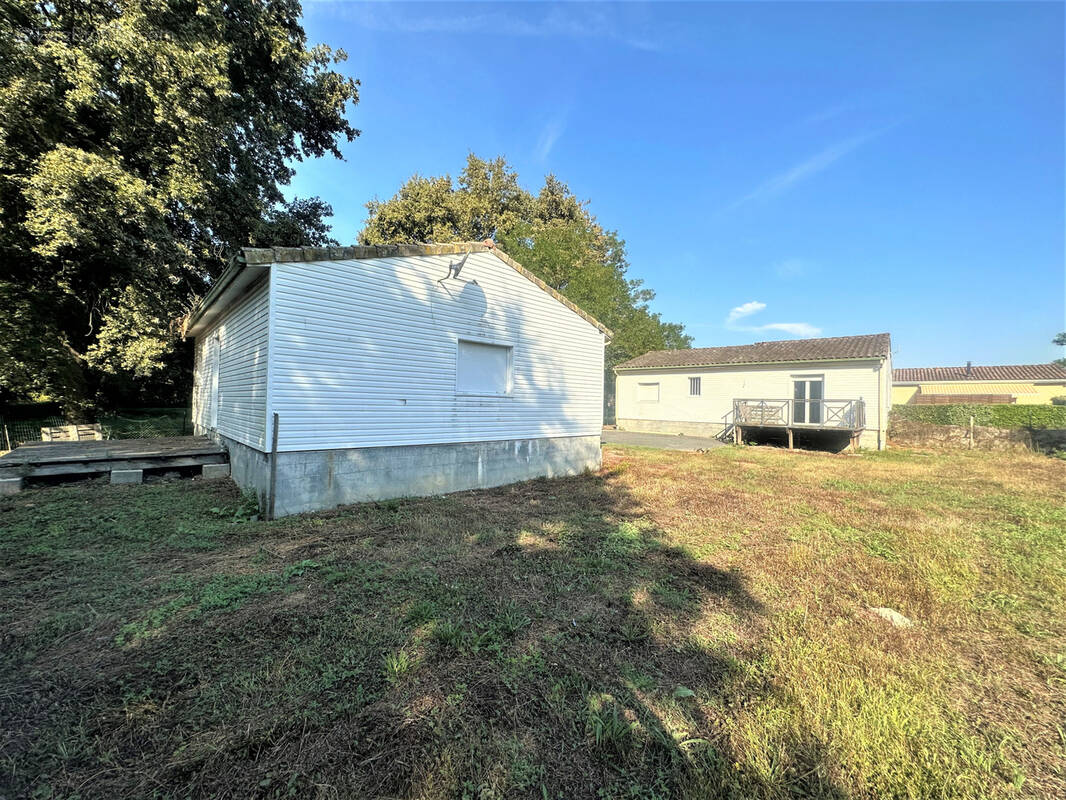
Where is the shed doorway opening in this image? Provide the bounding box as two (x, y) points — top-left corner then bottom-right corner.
(207, 336), (221, 429)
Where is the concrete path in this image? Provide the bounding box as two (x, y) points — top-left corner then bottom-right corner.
(601, 429), (727, 451)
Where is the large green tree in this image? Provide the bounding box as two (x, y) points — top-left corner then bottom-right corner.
(0, 0), (359, 414)
(361, 155), (691, 384)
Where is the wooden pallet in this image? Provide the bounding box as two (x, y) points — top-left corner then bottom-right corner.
(41, 423), (104, 441)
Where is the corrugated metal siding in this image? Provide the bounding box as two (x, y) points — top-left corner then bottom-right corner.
(191, 277), (269, 449)
(269, 252), (606, 451)
(911, 382), (1039, 395)
(895, 381), (1062, 405)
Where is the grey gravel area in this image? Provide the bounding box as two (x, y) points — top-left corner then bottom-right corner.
(600, 430), (726, 451)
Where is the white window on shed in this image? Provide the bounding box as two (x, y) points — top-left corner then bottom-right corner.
(689, 377), (701, 396)
(457, 340), (513, 395)
(638, 382), (660, 403)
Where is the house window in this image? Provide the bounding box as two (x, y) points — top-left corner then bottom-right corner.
(638, 382), (660, 403)
(456, 339), (512, 395)
(689, 377), (701, 396)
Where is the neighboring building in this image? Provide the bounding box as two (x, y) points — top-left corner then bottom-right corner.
(615, 333), (892, 450)
(892, 363), (1066, 405)
(182, 242), (610, 517)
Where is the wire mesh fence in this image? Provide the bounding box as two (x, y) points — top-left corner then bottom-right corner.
(1, 408), (191, 450)
(100, 410), (192, 440)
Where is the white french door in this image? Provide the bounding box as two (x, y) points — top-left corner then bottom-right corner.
(793, 378), (824, 425)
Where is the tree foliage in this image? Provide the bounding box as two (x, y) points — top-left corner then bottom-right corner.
(1054, 332), (1066, 368)
(361, 155), (691, 374)
(0, 0), (358, 413)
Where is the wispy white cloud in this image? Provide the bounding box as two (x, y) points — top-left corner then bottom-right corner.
(310, 3), (663, 51)
(726, 300), (766, 325)
(730, 128), (889, 210)
(774, 258), (808, 279)
(535, 118), (565, 161)
(724, 300), (821, 338)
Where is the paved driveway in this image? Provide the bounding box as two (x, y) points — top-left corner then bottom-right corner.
(601, 429), (726, 451)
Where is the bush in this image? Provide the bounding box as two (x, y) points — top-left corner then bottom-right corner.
(891, 404), (1066, 429)
(1051, 396), (1066, 406)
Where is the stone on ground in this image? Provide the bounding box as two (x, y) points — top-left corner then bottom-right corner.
(868, 607), (914, 628)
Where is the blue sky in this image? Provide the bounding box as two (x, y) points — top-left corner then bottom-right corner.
(291, 1), (1065, 367)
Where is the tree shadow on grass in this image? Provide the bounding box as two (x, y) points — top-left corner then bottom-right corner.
(0, 462), (851, 799)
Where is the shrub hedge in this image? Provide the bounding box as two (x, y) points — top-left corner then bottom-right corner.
(891, 404), (1066, 429)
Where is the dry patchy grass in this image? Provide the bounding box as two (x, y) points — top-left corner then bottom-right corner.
(0, 444), (1063, 799)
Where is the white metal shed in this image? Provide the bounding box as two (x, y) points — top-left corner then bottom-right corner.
(183, 242), (611, 517)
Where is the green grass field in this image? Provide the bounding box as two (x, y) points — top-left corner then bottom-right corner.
(1, 445), (1063, 799)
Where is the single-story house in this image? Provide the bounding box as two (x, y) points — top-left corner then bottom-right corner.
(614, 333), (892, 450)
(182, 242), (611, 517)
(892, 363), (1066, 405)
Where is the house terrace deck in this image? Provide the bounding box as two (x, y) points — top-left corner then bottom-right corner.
(732, 399), (866, 449)
(0, 436), (228, 493)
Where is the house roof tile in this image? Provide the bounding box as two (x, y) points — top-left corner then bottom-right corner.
(894, 364), (1066, 383)
(616, 333), (891, 370)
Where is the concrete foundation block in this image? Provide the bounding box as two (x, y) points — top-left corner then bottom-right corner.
(110, 469), (143, 485)
(201, 463), (231, 480)
(277, 435), (601, 518)
(217, 433), (602, 519)
(0, 477), (23, 495)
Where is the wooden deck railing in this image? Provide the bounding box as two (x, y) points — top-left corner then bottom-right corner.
(732, 399), (866, 430)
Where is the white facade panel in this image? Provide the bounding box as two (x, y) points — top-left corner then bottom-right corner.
(191, 277), (269, 449)
(268, 252), (606, 452)
(616, 358), (891, 449)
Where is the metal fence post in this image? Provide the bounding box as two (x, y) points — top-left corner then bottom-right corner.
(267, 413), (279, 521)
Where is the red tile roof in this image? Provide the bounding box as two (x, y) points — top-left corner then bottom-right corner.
(616, 333), (891, 370)
(894, 364), (1066, 383)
